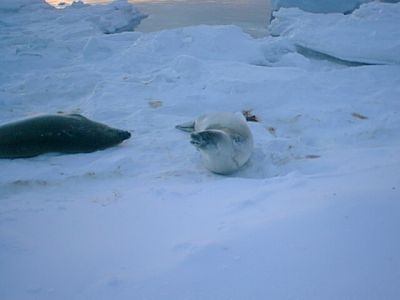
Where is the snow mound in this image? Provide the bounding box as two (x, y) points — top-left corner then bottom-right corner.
(119, 25), (266, 65)
(271, 0), (371, 13)
(270, 2), (400, 65)
(0, 0), (146, 35)
(61, 0), (147, 34)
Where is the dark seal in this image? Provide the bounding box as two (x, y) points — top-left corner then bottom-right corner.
(0, 114), (131, 158)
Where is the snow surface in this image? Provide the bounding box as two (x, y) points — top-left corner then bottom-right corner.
(1, 1), (400, 300)
(271, 0), (371, 13)
(270, 2), (400, 65)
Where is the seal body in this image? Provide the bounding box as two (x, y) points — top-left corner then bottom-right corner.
(176, 112), (253, 174)
(0, 114), (131, 158)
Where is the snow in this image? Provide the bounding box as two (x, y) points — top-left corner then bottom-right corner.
(1, 1), (400, 299)
(270, 2), (400, 65)
(271, 0), (371, 13)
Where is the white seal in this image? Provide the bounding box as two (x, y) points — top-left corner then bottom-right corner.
(176, 112), (253, 174)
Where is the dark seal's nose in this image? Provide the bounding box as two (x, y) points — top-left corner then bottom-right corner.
(119, 130), (131, 141)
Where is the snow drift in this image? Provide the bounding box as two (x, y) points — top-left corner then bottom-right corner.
(270, 2), (400, 65)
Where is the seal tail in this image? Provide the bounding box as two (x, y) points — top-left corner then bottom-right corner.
(175, 120), (195, 132)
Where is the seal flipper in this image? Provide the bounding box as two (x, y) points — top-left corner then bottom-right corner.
(175, 120), (195, 132)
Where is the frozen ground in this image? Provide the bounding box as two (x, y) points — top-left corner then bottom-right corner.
(271, 0), (370, 13)
(1, 1), (400, 299)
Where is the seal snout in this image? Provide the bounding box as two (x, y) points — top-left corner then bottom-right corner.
(118, 130), (131, 141)
(190, 133), (200, 145)
(190, 132), (206, 148)
(190, 131), (218, 148)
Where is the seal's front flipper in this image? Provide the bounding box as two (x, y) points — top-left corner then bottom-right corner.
(175, 120), (195, 132)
